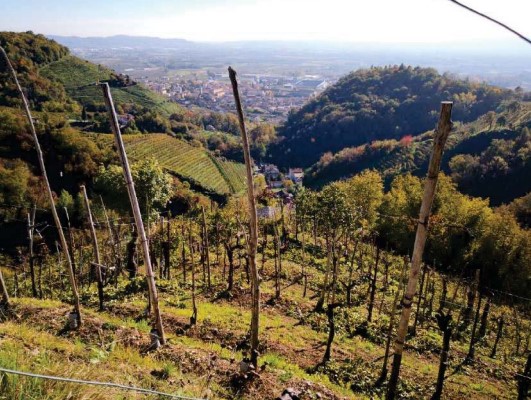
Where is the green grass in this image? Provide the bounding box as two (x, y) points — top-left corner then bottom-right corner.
(1, 229), (526, 400)
(0, 321), (205, 400)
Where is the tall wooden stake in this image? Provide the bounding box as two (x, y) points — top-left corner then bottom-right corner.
(229, 66), (260, 368)
(0, 46), (81, 324)
(189, 222), (197, 326)
(81, 185), (104, 311)
(386, 102), (453, 399)
(100, 82), (165, 344)
(100, 195), (120, 282)
(201, 206), (211, 289)
(27, 205), (37, 297)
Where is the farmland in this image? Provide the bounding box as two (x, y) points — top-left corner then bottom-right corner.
(94, 133), (246, 196)
(40, 55), (185, 116)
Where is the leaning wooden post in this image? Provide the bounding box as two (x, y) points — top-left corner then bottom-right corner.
(386, 102), (453, 399)
(81, 185), (105, 311)
(100, 82), (165, 345)
(229, 66), (261, 368)
(0, 46), (81, 324)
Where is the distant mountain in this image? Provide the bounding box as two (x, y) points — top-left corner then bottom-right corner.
(49, 35), (191, 49)
(268, 65), (517, 168)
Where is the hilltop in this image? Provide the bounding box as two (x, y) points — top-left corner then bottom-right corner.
(269, 65), (516, 168)
(305, 101), (531, 205)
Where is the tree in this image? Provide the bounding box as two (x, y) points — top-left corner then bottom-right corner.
(342, 169), (384, 231)
(250, 123), (277, 159)
(0, 159), (31, 205)
(314, 182), (352, 311)
(95, 158), (173, 218)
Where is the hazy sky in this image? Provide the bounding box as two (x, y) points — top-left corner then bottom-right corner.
(1, 0), (530, 44)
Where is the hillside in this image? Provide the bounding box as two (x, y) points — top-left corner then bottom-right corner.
(93, 134), (246, 196)
(40, 55), (185, 117)
(304, 101), (531, 205)
(0, 207), (528, 399)
(269, 65), (516, 168)
(0, 31), (246, 205)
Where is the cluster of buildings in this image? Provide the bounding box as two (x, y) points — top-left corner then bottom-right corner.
(254, 164), (304, 189)
(255, 165), (304, 220)
(141, 72), (331, 122)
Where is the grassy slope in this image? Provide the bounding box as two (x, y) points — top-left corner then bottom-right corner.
(40, 55), (184, 116)
(1, 240), (526, 400)
(93, 133), (246, 196)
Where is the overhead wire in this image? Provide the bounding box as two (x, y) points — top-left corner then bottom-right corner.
(447, 0), (531, 45)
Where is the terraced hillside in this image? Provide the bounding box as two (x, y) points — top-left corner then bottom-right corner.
(96, 134), (246, 196)
(40, 55), (184, 116)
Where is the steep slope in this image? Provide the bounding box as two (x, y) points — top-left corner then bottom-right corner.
(305, 101), (531, 205)
(269, 65), (515, 168)
(93, 134), (246, 196)
(0, 31), (245, 203)
(40, 55), (184, 117)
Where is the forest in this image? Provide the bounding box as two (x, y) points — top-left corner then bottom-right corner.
(269, 65), (521, 168)
(304, 101), (531, 205)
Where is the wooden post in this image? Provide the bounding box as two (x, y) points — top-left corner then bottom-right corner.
(100, 195), (120, 282)
(466, 291), (482, 363)
(63, 207), (77, 280)
(412, 264), (427, 336)
(377, 256), (409, 385)
(181, 217), (187, 284)
(201, 206), (211, 289)
(273, 220), (282, 300)
(189, 222), (197, 326)
(100, 82), (165, 344)
(27, 205), (37, 297)
(478, 295), (491, 338)
(438, 276), (448, 314)
(229, 66), (260, 368)
(386, 102), (453, 400)
(81, 185), (104, 311)
(163, 218), (171, 280)
(367, 246), (380, 323)
(0, 46), (81, 324)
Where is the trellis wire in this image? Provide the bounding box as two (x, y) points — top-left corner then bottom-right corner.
(0, 367), (205, 400)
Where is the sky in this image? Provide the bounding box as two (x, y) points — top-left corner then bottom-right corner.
(0, 0), (530, 45)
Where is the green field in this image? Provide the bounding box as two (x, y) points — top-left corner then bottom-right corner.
(95, 133), (246, 196)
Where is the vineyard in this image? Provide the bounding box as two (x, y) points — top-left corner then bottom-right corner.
(95, 133), (246, 196)
(40, 55), (185, 116)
